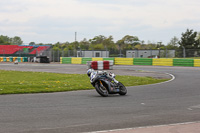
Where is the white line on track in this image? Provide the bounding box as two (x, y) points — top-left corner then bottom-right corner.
(126, 72), (175, 88)
(153, 72), (175, 85)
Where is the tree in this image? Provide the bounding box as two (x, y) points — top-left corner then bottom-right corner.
(79, 38), (90, 50)
(145, 43), (157, 49)
(116, 39), (124, 53)
(116, 35), (140, 50)
(178, 29), (200, 57)
(166, 36), (179, 50)
(88, 35), (116, 50)
(179, 29), (198, 49)
(102, 35), (115, 50)
(134, 44), (142, 49)
(11, 36), (23, 45)
(123, 35), (139, 45)
(29, 42), (35, 45)
(0, 37), (5, 44)
(145, 41), (157, 50)
(0, 35), (11, 45)
(120, 35), (140, 50)
(196, 32), (200, 40)
(89, 35), (106, 45)
(52, 42), (61, 51)
(195, 32), (200, 48)
(71, 41), (79, 50)
(92, 43), (104, 50)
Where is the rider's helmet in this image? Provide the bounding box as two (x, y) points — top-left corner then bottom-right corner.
(87, 69), (94, 77)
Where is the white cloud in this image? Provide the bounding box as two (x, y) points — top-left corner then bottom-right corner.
(0, 0), (200, 44)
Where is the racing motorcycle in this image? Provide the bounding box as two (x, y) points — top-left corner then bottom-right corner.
(90, 72), (127, 97)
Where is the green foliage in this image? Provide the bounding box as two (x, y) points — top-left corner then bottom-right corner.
(89, 35), (106, 44)
(167, 36), (179, 49)
(79, 38), (90, 50)
(0, 35), (23, 45)
(0, 70), (168, 95)
(29, 42), (36, 45)
(195, 32), (200, 49)
(11, 36), (23, 45)
(88, 35), (115, 50)
(179, 29), (198, 49)
(0, 35), (11, 45)
(92, 43), (104, 50)
(123, 35), (139, 45)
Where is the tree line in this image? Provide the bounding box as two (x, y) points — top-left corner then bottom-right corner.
(0, 36), (23, 45)
(1, 29), (200, 52)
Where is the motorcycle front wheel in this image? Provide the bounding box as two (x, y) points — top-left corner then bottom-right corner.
(118, 82), (127, 95)
(95, 82), (109, 97)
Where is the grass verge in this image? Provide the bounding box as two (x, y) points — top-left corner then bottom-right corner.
(0, 70), (169, 95)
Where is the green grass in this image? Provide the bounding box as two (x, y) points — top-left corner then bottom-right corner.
(0, 70), (169, 95)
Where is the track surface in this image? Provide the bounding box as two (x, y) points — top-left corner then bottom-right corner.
(0, 63), (200, 133)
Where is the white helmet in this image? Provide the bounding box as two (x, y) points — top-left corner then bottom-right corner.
(87, 69), (94, 77)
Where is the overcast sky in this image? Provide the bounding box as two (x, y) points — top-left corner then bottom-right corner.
(0, 0), (200, 45)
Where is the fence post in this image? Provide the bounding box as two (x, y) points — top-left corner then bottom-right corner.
(53, 50), (54, 62)
(58, 50), (60, 62)
(182, 46), (186, 58)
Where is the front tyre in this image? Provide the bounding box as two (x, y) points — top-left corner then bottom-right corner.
(95, 82), (109, 97)
(118, 82), (127, 95)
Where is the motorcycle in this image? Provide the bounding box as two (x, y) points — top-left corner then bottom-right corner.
(90, 72), (127, 97)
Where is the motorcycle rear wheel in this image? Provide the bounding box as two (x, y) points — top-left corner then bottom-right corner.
(95, 82), (109, 97)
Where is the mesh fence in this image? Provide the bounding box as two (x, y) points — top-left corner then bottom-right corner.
(48, 49), (200, 62)
(1, 48), (200, 62)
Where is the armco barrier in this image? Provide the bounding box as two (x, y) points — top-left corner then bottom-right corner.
(115, 58), (133, 65)
(60, 57), (62, 64)
(92, 58), (103, 61)
(103, 58), (114, 61)
(71, 57), (82, 64)
(194, 59), (200, 67)
(173, 59), (194, 67)
(82, 58), (92, 64)
(134, 58), (152, 65)
(153, 58), (173, 66)
(60, 57), (200, 67)
(61, 57), (71, 64)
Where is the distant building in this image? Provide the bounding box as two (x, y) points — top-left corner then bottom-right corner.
(77, 50), (109, 57)
(126, 50), (175, 58)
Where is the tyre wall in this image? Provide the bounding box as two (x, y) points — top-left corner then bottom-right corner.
(0, 57), (28, 62)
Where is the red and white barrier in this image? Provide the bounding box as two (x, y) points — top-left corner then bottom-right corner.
(87, 61), (113, 70)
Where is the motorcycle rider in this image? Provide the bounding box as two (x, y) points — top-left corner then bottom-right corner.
(87, 69), (119, 84)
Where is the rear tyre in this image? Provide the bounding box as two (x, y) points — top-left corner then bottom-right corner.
(95, 82), (109, 97)
(118, 82), (127, 95)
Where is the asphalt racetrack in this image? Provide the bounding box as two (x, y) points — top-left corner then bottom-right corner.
(0, 63), (200, 133)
